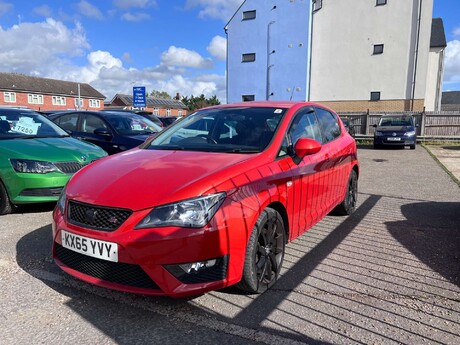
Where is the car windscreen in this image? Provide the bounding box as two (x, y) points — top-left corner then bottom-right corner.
(105, 112), (162, 135)
(0, 110), (69, 139)
(146, 107), (286, 153)
(378, 116), (414, 127)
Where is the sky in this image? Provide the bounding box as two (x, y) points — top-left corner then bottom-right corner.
(0, 0), (459, 104)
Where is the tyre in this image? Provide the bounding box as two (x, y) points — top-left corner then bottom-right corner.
(236, 207), (285, 294)
(0, 180), (15, 215)
(332, 169), (358, 216)
(410, 144), (416, 150)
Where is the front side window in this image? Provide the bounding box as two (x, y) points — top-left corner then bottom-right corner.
(316, 107), (341, 143)
(52, 96), (66, 106)
(82, 114), (107, 133)
(242, 53), (256, 63)
(4, 92), (16, 103)
(28, 94), (44, 104)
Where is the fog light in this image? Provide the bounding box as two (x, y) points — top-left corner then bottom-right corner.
(164, 256), (228, 284)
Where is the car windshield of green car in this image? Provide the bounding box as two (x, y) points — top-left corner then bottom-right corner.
(147, 107), (286, 153)
(0, 109), (69, 140)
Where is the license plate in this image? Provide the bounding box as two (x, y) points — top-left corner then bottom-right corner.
(387, 137), (401, 141)
(61, 230), (118, 262)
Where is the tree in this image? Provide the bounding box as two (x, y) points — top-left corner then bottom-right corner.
(149, 90), (172, 99)
(181, 94), (221, 112)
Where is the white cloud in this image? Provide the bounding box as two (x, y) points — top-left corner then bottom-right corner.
(0, 1), (13, 16)
(121, 12), (150, 22)
(76, 0), (103, 20)
(443, 40), (460, 85)
(161, 46), (213, 69)
(113, 0), (157, 9)
(185, 0), (242, 22)
(207, 35), (226, 61)
(33, 5), (52, 17)
(454, 27), (460, 37)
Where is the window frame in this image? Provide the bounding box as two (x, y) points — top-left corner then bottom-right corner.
(89, 99), (100, 108)
(28, 94), (44, 105)
(4, 92), (16, 103)
(373, 44), (384, 55)
(242, 53), (256, 63)
(370, 91), (381, 101)
(315, 107), (341, 144)
(242, 10), (256, 21)
(242, 95), (255, 102)
(52, 96), (66, 106)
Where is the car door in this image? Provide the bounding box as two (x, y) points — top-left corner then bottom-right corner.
(314, 106), (350, 212)
(79, 114), (115, 154)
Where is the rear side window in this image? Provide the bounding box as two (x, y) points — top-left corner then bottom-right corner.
(315, 107), (341, 143)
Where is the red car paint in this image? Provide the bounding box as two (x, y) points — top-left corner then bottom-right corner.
(52, 101), (359, 297)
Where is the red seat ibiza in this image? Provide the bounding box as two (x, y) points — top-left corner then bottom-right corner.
(52, 101), (359, 298)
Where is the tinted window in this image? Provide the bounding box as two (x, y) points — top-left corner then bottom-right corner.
(315, 107), (340, 143)
(82, 114), (107, 133)
(54, 113), (78, 131)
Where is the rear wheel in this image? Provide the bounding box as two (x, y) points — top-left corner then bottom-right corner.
(236, 207), (285, 294)
(0, 180), (15, 215)
(332, 170), (358, 216)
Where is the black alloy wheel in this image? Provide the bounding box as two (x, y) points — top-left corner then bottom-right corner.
(332, 169), (358, 216)
(237, 207), (285, 294)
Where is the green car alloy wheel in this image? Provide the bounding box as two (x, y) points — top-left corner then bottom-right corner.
(0, 108), (107, 215)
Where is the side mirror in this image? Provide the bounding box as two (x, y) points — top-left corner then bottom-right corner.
(94, 128), (112, 137)
(294, 138), (321, 159)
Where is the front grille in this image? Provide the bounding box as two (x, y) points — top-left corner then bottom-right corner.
(68, 200), (132, 232)
(20, 187), (62, 197)
(55, 243), (159, 290)
(55, 161), (87, 174)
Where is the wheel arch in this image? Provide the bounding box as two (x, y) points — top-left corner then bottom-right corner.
(266, 201), (289, 243)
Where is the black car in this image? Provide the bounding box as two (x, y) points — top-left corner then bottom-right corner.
(49, 110), (162, 154)
(373, 114), (417, 149)
(341, 118), (356, 138)
(158, 116), (179, 127)
(102, 109), (164, 128)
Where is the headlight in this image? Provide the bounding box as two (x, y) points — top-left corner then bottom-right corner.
(10, 159), (58, 174)
(404, 131), (416, 136)
(135, 192), (226, 229)
(375, 131), (383, 136)
(57, 185), (67, 214)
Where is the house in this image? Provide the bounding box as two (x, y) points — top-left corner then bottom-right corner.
(105, 93), (188, 117)
(0, 72), (105, 111)
(441, 91), (460, 111)
(225, 0), (446, 112)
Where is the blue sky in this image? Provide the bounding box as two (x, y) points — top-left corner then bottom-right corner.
(0, 0), (458, 103)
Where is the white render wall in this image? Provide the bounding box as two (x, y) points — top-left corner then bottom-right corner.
(309, 0), (434, 103)
(425, 48), (445, 111)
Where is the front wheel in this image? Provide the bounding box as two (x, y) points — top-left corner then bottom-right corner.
(236, 207), (285, 294)
(0, 180), (15, 215)
(332, 169), (358, 216)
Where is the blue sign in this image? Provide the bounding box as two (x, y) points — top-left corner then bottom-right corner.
(133, 86), (146, 108)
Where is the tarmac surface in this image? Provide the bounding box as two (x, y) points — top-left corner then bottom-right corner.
(1, 143), (459, 345)
(425, 144), (460, 184)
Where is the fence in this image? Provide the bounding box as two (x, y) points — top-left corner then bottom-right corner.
(338, 110), (460, 140)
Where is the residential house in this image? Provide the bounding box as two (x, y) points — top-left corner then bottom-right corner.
(0, 72), (105, 111)
(225, 0), (446, 112)
(106, 93), (188, 117)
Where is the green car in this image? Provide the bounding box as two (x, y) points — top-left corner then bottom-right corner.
(0, 107), (107, 215)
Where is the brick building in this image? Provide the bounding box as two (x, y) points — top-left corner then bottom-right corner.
(0, 72), (105, 111)
(106, 93), (188, 117)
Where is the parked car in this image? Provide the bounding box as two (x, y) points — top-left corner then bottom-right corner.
(341, 117), (356, 137)
(0, 107), (107, 215)
(373, 114), (417, 149)
(102, 109), (164, 128)
(49, 110), (162, 154)
(158, 116), (179, 127)
(52, 101), (359, 298)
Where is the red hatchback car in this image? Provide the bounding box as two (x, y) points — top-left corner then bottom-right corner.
(52, 101), (359, 298)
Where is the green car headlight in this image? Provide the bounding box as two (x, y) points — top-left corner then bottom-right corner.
(135, 192), (226, 229)
(10, 159), (59, 174)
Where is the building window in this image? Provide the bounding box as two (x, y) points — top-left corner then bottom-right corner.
(28, 94), (43, 104)
(4, 92), (16, 103)
(242, 10), (256, 20)
(178, 109), (183, 116)
(153, 107), (159, 115)
(373, 44), (384, 55)
(166, 108), (171, 116)
(242, 53), (256, 63)
(313, 0), (323, 12)
(74, 98), (84, 108)
(376, 0), (387, 6)
(89, 99), (100, 108)
(370, 92), (381, 101)
(242, 95), (255, 102)
(52, 96), (66, 106)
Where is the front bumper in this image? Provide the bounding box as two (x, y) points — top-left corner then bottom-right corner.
(51, 202), (246, 298)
